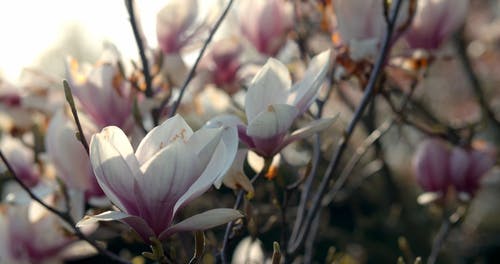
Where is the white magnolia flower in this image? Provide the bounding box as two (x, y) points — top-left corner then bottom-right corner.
(235, 50), (337, 158)
(78, 114), (242, 242)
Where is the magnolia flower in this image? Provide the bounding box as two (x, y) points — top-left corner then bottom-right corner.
(65, 49), (134, 130)
(199, 38), (244, 94)
(404, 0), (468, 50)
(0, 134), (40, 188)
(0, 198), (89, 264)
(156, 0), (198, 54)
(333, 0), (408, 60)
(45, 110), (104, 199)
(238, 0), (293, 56)
(78, 115), (242, 242)
(236, 50), (336, 158)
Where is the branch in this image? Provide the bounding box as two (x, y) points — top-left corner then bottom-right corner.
(287, 0), (405, 254)
(160, 0), (235, 120)
(125, 0), (153, 98)
(63, 80), (89, 154)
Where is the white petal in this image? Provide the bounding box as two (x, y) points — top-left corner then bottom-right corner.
(288, 50), (331, 113)
(246, 104), (298, 138)
(77, 211), (155, 243)
(282, 115), (338, 147)
(245, 58), (291, 121)
(173, 128), (229, 212)
(222, 160), (254, 195)
(204, 116), (241, 188)
(90, 133), (140, 215)
(46, 111), (91, 190)
(135, 114), (193, 164)
(97, 126), (140, 175)
(159, 209), (243, 240)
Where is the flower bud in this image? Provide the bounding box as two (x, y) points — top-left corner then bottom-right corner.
(403, 0), (468, 50)
(238, 0), (293, 56)
(449, 145), (495, 196)
(412, 138), (450, 193)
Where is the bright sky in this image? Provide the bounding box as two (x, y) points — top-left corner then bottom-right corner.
(0, 0), (168, 83)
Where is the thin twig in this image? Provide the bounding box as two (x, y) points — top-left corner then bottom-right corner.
(426, 219), (451, 264)
(287, 0), (404, 254)
(63, 80), (89, 154)
(0, 150), (130, 264)
(289, 81), (334, 243)
(218, 159), (272, 264)
(321, 119), (394, 205)
(125, 0), (153, 98)
(161, 0), (235, 119)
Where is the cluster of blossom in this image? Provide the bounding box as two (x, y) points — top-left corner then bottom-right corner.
(0, 0), (498, 263)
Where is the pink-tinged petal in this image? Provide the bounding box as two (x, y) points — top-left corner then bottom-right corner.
(288, 50), (331, 113)
(449, 147), (470, 192)
(135, 114), (193, 164)
(469, 150), (495, 182)
(245, 58), (291, 121)
(173, 128), (227, 213)
(159, 209), (243, 240)
(246, 104), (298, 139)
(412, 139), (450, 193)
(138, 140), (204, 234)
(157, 0), (198, 54)
(90, 132), (140, 215)
(77, 211), (154, 243)
(404, 0), (468, 50)
(1, 134), (40, 188)
(281, 115), (338, 148)
(46, 111), (102, 195)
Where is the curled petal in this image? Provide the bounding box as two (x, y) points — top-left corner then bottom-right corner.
(245, 58), (291, 121)
(159, 209), (243, 240)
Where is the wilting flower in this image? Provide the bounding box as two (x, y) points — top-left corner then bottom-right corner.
(65, 49), (134, 130)
(45, 110), (104, 199)
(235, 50), (336, 158)
(333, 0), (408, 60)
(199, 38), (244, 94)
(403, 0), (468, 50)
(78, 115), (242, 242)
(0, 134), (40, 188)
(238, 0), (293, 56)
(156, 0), (198, 54)
(0, 200), (81, 264)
